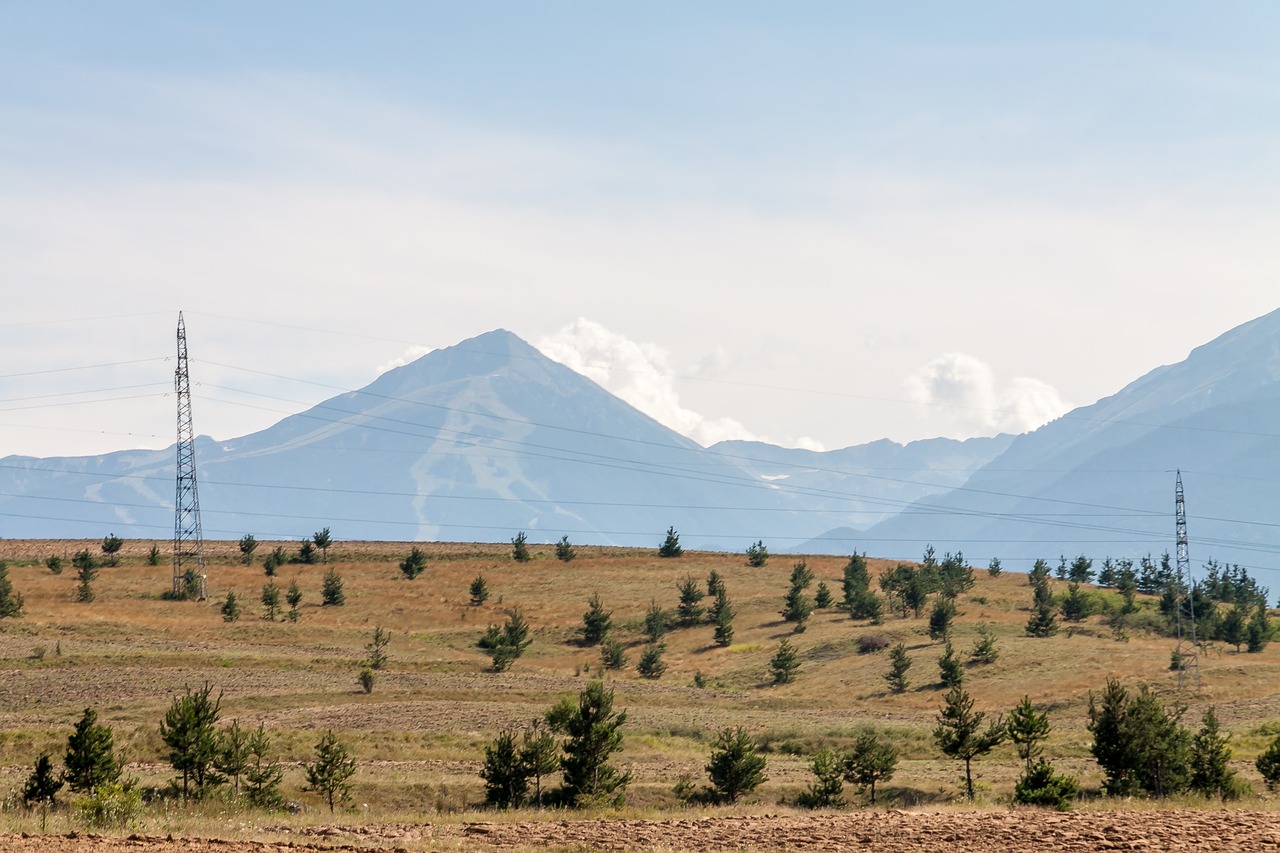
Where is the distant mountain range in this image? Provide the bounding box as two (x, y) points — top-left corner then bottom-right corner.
(2, 311), (1278, 577)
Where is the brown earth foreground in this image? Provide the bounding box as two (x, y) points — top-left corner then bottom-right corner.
(6, 810), (1280, 853)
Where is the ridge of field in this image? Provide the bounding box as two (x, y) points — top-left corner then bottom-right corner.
(2, 537), (1279, 840)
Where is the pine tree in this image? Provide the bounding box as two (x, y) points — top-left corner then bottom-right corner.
(706, 569), (725, 598)
(928, 597), (956, 641)
(400, 546), (428, 579)
(1060, 582), (1093, 622)
(581, 592), (612, 646)
(884, 642), (911, 694)
(843, 731), (898, 805)
(1190, 707), (1238, 799)
(261, 582), (280, 621)
(676, 575), (705, 625)
(937, 639), (964, 689)
(312, 527), (332, 562)
(705, 727), (767, 804)
(1006, 695), (1050, 772)
(814, 581), (833, 609)
(22, 754), (63, 831)
(658, 526), (683, 558)
(1025, 580), (1059, 637)
(555, 535), (576, 562)
(220, 591), (240, 622)
(73, 550), (97, 603)
(215, 719), (251, 797)
(244, 724), (284, 809)
(745, 540), (768, 567)
(490, 608), (532, 672)
(64, 708), (120, 793)
(636, 643), (668, 679)
(769, 638), (800, 684)
(520, 719), (560, 808)
(1220, 605), (1246, 652)
(643, 599), (667, 643)
(969, 623), (999, 664)
(469, 574), (490, 606)
(1246, 605), (1271, 652)
(933, 685), (1005, 800)
(321, 568), (345, 606)
(797, 747), (844, 808)
(0, 562), (24, 618)
(101, 533), (124, 566)
(1257, 733), (1280, 791)
(842, 553), (883, 621)
(364, 626), (390, 670)
(481, 728), (529, 808)
(285, 580), (303, 620)
(547, 680), (631, 806)
(511, 531), (531, 563)
(304, 730), (356, 813)
(781, 582), (813, 633)
(987, 557), (1002, 577)
(238, 534), (258, 565)
(600, 638), (628, 670)
(713, 590), (735, 647)
(159, 682), (223, 802)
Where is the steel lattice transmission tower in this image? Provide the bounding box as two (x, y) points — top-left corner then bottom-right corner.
(1173, 469), (1200, 689)
(173, 312), (208, 600)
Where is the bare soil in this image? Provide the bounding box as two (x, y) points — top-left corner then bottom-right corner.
(7, 809), (1280, 852)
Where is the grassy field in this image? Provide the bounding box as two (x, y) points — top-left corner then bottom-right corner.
(1, 536), (1279, 836)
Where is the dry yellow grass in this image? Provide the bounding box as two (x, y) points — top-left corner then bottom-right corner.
(2, 537), (1279, 827)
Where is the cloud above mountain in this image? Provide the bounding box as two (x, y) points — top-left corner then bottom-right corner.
(905, 352), (1068, 437)
(537, 318), (824, 451)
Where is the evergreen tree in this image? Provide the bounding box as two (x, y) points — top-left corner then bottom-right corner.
(1190, 707), (1238, 799)
(489, 608), (533, 672)
(1097, 557), (1117, 588)
(969, 623), (999, 664)
(1246, 605), (1271, 653)
(745, 540), (768, 567)
(481, 728), (529, 808)
(220, 591), (240, 623)
(841, 553), (883, 622)
(1068, 554), (1094, 584)
(73, 550), (97, 603)
(312, 527), (332, 562)
(400, 546), (428, 579)
(581, 592), (612, 646)
(101, 533), (124, 566)
(296, 540), (317, 564)
(1220, 605), (1246, 652)
(643, 599), (667, 643)
(1014, 760), (1079, 810)
(148, 544), (163, 566)
(214, 719), (251, 797)
(933, 685), (1005, 800)
(243, 724), (284, 809)
(304, 730), (356, 813)
(520, 719), (560, 808)
(938, 551), (974, 599)
(600, 637), (628, 670)
(769, 638), (800, 684)
(937, 639), (964, 689)
(789, 560), (814, 589)
(555, 535), (576, 562)
(928, 597), (956, 641)
(511, 531), (531, 563)
(238, 534), (258, 565)
(263, 546), (286, 576)
(22, 753), (63, 830)
(469, 574), (490, 606)
(1087, 679), (1191, 797)
(705, 727), (767, 804)
(0, 562), (24, 618)
(1028, 558), (1051, 587)
(285, 580), (303, 620)
(780, 582), (813, 633)
(713, 590), (735, 647)
(658, 526), (683, 558)
(843, 730), (898, 805)
(1006, 695), (1050, 772)
(261, 582), (280, 621)
(159, 682), (223, 802)
(987, 557), (1002, 577)
(880, 564), (929, 618)
(64, 708), (120, 793)
(321, 568), (345, 606)
(676, 575), (705, 625)
(814, 581), (833, 609)
(547, 680), (631, 806)
(1060, 582), (1093, 622)
(364, 626), (390, 670)
(1026, 580), (1059, 637)
(706, 569), (725, 599)
(1256, 733), (1280, 791)
(797, 747), (844, 808)
(636, 643), (668, 679)
(884, 642), (911, 694)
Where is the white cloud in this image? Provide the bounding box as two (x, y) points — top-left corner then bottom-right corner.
(905, 352), (1068, 437)
(537, 318), (762, 447)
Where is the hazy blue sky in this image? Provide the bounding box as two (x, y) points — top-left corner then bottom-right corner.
(2, 2), (1277, 457)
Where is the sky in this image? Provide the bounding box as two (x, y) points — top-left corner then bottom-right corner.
(1, 2), (1278, 459)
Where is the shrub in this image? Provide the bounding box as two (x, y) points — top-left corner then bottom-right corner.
(75, 781), (142, 829)
(358, 668), (376, 694)
(46, 555), (63, 574)
(857, 634), (889, 654)
(1014, 761), (1079, 809)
